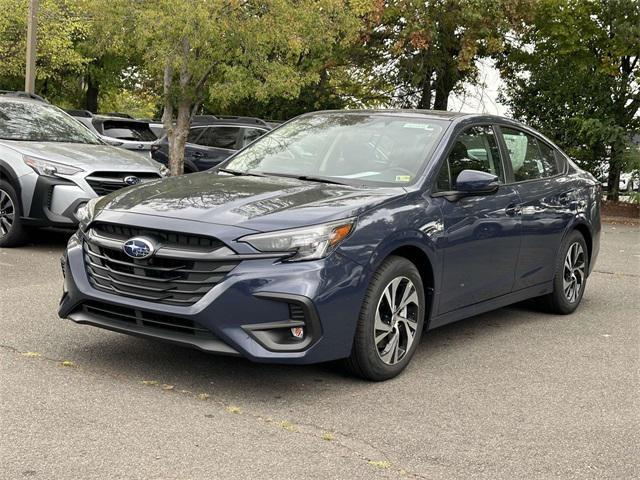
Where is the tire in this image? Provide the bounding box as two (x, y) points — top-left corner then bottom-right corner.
(540, 230), (589, 314)
(0, 180), (29, 248)
(345, 256), (426, 381)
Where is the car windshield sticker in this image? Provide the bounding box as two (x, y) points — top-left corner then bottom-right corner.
(395, 175), (412, 182)
(336, 171), (380, 179)
(403, 123), (435, 131)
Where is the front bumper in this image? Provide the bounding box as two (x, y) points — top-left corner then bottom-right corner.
(58, 232), (369, 364)
(22, 175), (92, 227)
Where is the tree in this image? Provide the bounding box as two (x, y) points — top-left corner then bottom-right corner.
(0, 0), (89, 87)
(135, 0), (371, 176)
(366, 0), (527, 110)
(73, 0), (141, 112)
(498, 0), (640, 201)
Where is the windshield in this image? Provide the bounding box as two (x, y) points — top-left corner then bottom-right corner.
(0, 100), (102, 144)
(224, 112), (448, 186)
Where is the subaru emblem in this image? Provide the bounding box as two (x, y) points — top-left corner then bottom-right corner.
(122, 237), (154, 259)
(124, 175), (141, 186)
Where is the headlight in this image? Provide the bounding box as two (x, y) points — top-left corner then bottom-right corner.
(23, 155), (83, 177)
(239, 218), (356, 261)
(150, 160), (170, 177)
(75, 197), (100, 230)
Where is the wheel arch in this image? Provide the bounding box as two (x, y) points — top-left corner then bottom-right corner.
(0, 160), (23, 209)
(380, 244), (437, 327)
(572, 222), (593, 269)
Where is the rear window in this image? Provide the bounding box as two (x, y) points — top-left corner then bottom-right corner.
(100, 120), (156, 142)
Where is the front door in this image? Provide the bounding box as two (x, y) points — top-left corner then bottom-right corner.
(434, 125), (522, 314)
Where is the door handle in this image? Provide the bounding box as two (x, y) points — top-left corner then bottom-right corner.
(505, 204), (522, 216)
(193, 151), (204, 158)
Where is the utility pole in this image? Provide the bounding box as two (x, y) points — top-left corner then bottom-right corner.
(25, 0), (39, 94)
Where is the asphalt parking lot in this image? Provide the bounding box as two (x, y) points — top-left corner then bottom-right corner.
(1, 222), (638, 480)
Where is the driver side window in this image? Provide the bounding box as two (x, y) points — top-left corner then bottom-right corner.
(436, 125), (505, 191)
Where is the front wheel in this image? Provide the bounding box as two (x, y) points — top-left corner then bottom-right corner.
(345, 256), (426, 381)
(0, 181), (29, 248)
(540, 230), (589, 314)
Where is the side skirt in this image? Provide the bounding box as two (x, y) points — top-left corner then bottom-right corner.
(428, 282), (552, 330)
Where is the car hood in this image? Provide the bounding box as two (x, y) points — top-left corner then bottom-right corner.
(98, 171), (404, 231)
(0, 140), (159, 171)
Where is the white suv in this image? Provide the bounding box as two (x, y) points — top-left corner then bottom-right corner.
(0, 93), (168, 247)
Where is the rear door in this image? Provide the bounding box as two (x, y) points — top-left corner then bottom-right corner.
(435, 125), (522, 314)
(497, 126), (575, 290)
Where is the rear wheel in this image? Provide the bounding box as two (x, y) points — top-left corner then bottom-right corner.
(540, 230), (588, 314)
(345, 256), (425, 381)
(0, 180), (29, 248)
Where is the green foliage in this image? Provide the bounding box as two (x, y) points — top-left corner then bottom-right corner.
(366, 0), (529, 109)
(99, 88), (158, 119)
(497, 0), (640, 199)
(0, 0), (89, 80)
(133, 0), (373, 174)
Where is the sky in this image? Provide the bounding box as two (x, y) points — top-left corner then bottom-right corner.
(448, 59), (509, 117)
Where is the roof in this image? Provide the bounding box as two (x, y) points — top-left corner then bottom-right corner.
(304, 108), (492, 121)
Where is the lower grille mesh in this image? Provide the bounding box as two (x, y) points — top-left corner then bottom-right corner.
(82, 301), (215, 337)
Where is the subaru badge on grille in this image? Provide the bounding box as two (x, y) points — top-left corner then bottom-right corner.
(124, 175), (141, 186)
(122, 238), (155, 259)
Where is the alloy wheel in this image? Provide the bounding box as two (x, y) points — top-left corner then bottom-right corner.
(374, 276), (420, 365)
(0, 189), (15, 238)
(563, 242), (585, 303)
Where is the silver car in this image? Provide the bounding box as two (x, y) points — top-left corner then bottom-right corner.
(67, 111), (158, 156)
(0, 94), (168, 247)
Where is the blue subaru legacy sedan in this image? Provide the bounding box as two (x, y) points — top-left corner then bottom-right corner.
(59, 110), (601, 381)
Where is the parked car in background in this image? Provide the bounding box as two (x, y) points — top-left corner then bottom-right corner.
(67, 110), (158, 156)
(619, 171), (639, 192)
(60, 110), (601, 381)
(0, 94), (167, 247)
(151, 117), (271, 172)
(147, 121), (166, 139)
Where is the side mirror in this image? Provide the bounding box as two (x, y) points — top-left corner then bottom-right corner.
(455, 169), (499, 195)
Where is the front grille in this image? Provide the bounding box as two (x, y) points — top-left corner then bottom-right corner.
(83, 227), (239, 306)
(85, 172), (161, 196)
(82, 301), (215, 338)
(92, 222), (223, 251)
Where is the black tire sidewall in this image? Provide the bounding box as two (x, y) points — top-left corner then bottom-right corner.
(551, 230), (589, 314)
(352, 256), (426, 381)
(0, 180), (26, 247)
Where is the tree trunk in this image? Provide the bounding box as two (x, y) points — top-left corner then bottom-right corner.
(606, 146), (622, 201)
(167, 102), (191, 176)
(433, 79), (450, 110)
(85, 75), (99, 113)
(417, 68), (433, 110)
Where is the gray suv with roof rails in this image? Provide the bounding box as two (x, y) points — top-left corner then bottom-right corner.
(0, 93), (167, 247)
(67, 110), (159, 156)
(151, 116), (271, 173)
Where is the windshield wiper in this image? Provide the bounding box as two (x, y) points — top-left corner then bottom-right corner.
(260, 172), (349, 186)
(217, 168), (266, 177)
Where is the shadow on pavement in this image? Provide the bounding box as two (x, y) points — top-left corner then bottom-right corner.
(63, 299), (558, 400)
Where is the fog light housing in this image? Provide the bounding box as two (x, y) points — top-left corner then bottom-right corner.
(291, 327), (304, 338)
(241, 293), (322, 352)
